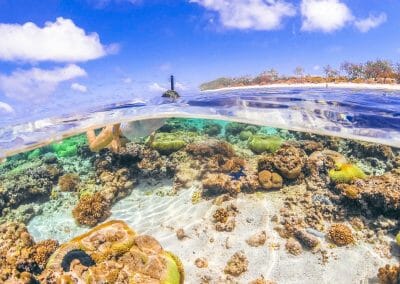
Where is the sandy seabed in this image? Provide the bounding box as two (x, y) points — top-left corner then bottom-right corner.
(27, 179), (394, 284)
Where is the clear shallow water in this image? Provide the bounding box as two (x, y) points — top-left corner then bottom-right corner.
(1, 87), (400, 283)
(1, 87), (400, 158)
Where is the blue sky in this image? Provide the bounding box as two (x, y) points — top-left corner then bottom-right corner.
(0, 0), (399, 121)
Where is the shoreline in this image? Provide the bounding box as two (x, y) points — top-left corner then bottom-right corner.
(201, 82), (400, 92)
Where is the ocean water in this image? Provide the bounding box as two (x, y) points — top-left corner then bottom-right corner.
(0, 88), (399, 283)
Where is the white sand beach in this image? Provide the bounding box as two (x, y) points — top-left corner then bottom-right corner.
(202, 82), (400, 92)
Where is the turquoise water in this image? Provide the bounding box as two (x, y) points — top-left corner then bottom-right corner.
(0, 88), (399, 283)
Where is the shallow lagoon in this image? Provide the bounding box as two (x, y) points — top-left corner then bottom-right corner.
(1, 116), (399, 283)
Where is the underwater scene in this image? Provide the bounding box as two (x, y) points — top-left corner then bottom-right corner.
(1, 117), (399, 284)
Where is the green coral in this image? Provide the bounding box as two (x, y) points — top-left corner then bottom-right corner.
(150, 133), (187, 155)
(329, 163), (366, 184)
(50, 135), (87, 158)
(239, 130), (253, 141)
(27, 149), (41, 160)
(248, 135), (283, 154)
(162, 251), (184, 284)
(396, 232), (400, 246)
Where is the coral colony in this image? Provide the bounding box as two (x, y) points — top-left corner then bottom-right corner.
(0, 118), (399, 283)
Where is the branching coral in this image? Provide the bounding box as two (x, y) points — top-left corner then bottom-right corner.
(377, 264), (400, 284)
(0, 222), (57, 282)
(72, 192), (111, 227)
(327, 224), (355, 246)
(58, 173), (80, 192)
(329, 163), (366, 184)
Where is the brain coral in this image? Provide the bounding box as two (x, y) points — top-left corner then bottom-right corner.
(327, 224), (355, 246)
(39, 220), (184, 284)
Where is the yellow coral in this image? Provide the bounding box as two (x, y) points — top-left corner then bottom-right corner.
(329, 163), (366, 184)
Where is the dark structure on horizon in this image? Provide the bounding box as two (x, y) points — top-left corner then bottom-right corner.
(162, 75), (180, 99)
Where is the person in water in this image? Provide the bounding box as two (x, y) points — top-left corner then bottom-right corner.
(86, 118), (167, 152)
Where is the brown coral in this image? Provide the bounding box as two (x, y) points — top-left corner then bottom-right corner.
(285, 238), (303, 256)
(39, 220), (184, 284)
(31, 239), (59, 269)
(224, 251), (248, 277)
(0, 222), (57, 282)
(213, 204), (238, 232)
(72, 192), (111, 227)
(258, 145), (306, 180)
(202, 173), (241, 196)
(327, 224), (354, 246)
(258, 170), (283, 190)
(58, 173), (80, 192)
(186, 139), (235, 158)
(377, 264), (400, 284)
(246, 231), (267, 247)
(294, 229), (320, 250)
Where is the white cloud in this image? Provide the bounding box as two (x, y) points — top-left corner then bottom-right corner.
(0, 64), (86, 100)
(148, 83), (167, 92)
(354, 13), (387, 33)
(0, 17), (109, 62)
(175, 82), (188, 91)
(71, 82), (88, 93)
(313, 65), (320, 71)
(301, 0), (353, 32)
(190, 0), (296, 30)
(123, 77), (133, 84)
(0, 102), (14, 113)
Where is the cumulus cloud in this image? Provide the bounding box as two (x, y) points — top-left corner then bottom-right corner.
(148, 83), (167, 92)
(0, 17), (109, 62)
(354, 13), (387, 33)
(175, 82), (188, 91)
(71, 82), (88, 93)
(190, 0), (296, 30)
(0, 64), (87, 100)
(0, 102), (14, 113)
(301, 0), (353, 32)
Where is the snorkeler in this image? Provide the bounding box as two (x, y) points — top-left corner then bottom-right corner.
(86, 119), (167, 152)
(87, 76), (180, 152)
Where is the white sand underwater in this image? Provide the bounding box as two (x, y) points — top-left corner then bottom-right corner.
(28, 181), (391, 283)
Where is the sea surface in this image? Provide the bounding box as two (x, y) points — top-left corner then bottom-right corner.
(1, 87), (400, 158)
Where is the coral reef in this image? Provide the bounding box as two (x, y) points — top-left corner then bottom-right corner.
(39, 220), (184, 284)
(195, 258), (208, 268)
(50, 135), (87, 158)
(285, 238), (303, 255)
(294, 228), (320, 250)
(377, 264), (400, 284)
(203, 122), (222, 136)
(327, 224), (355, 246)
(58, 173), (80, 192)
(246, 231), (267, 247)
(186, 139), (235, 158)
(342, 169), (400, 215)
(0, 222), (58, 282)
(258, 170), (283, 190)
(150, 132), (187, 155)
(202, 173), (241, 196)
(328, 163), (366, 184)
(72, 192), (111, 227)
(213, 204), (238, 232)
(224, 251), (248, 277)
(258, 145), (306, 180)
(248, 135), (283, 154)
(0, 161), (62, 214)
